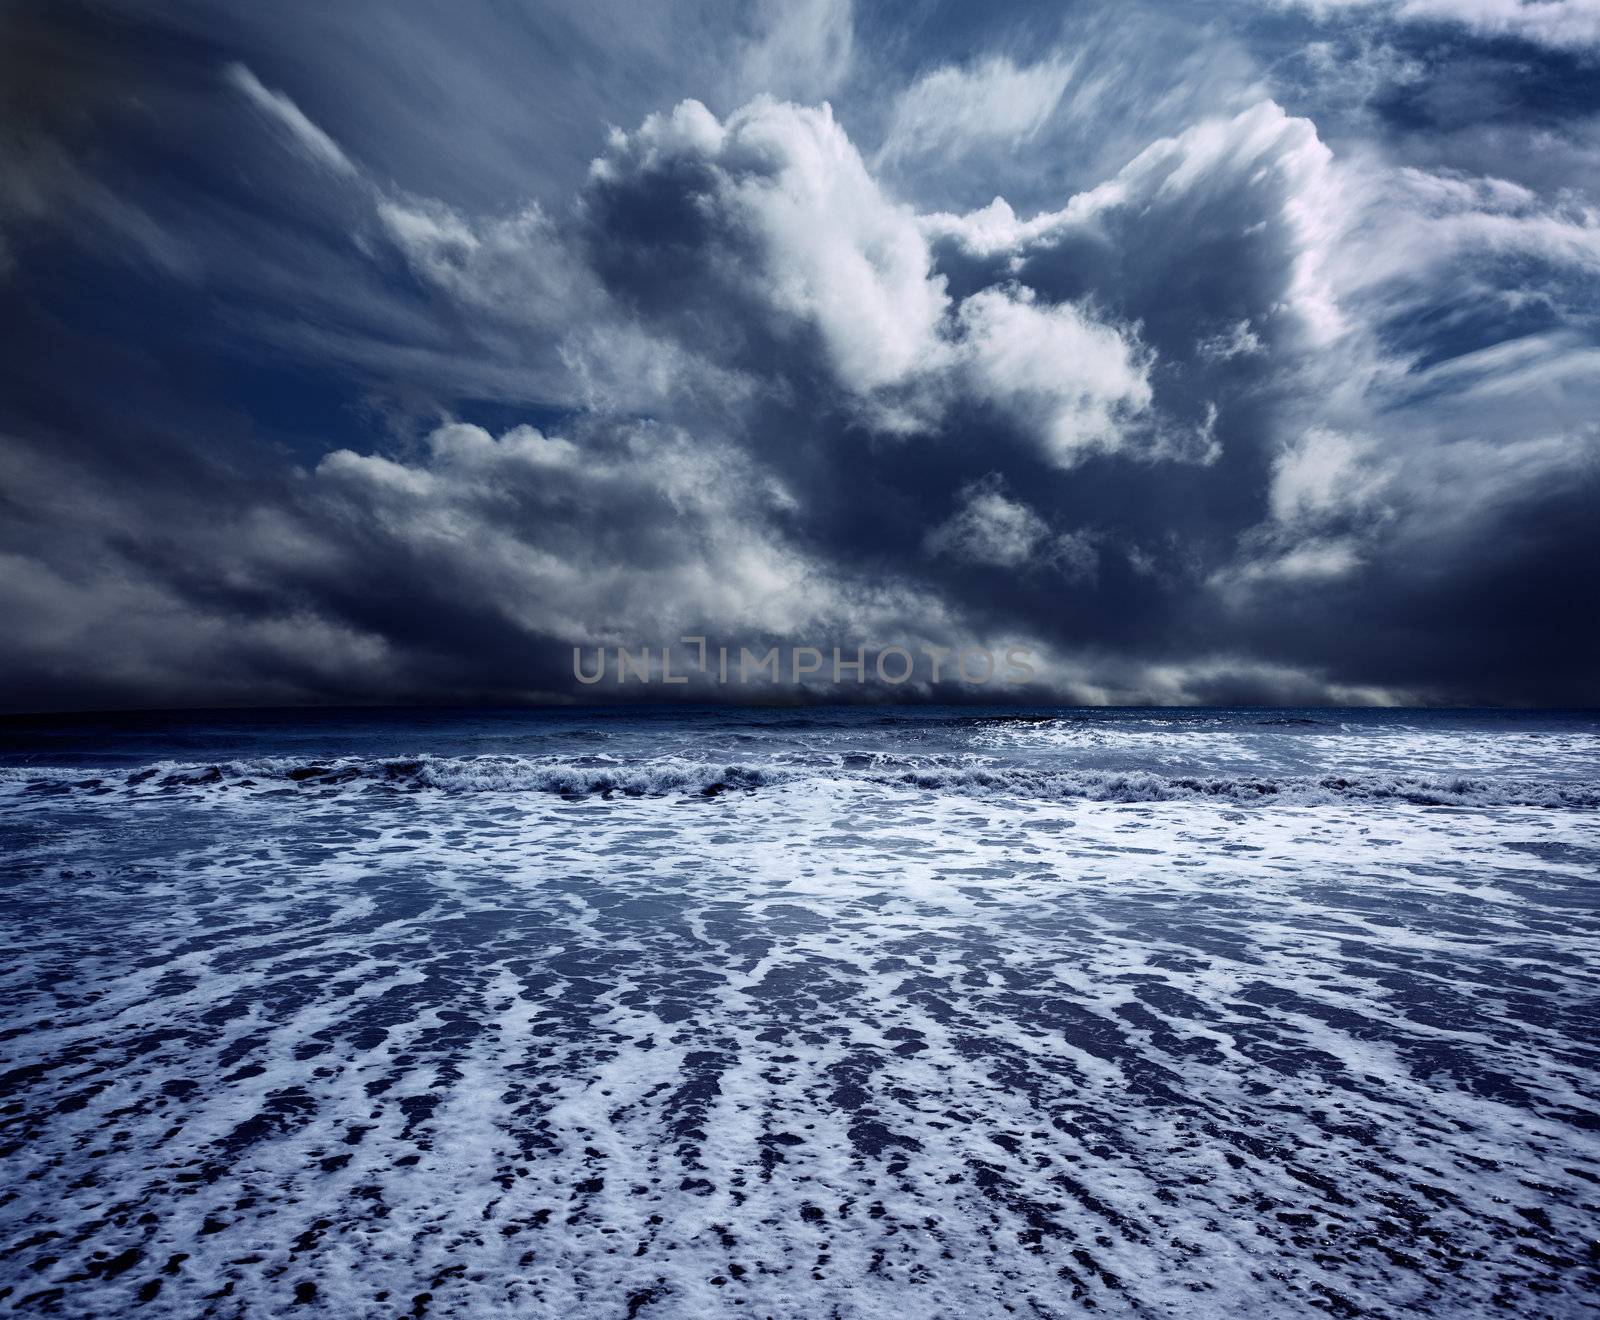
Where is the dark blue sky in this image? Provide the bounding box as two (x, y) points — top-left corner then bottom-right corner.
(1, 0), (1597, 709)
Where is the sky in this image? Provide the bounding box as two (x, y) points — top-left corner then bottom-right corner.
(1, 0), (1598, 710)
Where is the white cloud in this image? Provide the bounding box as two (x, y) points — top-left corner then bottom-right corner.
(925, 479), (1048, 567)
(1278, 0), (1600, 49)
(1198, 319), (1264, 361)
(313, 420), (951, 645)
(925, 476), (1099, 580)
(225, 64), (358, 177)
(1211, 429), (1394, 588)
(595, 98), (949, 396)
(724, 101), (949, 392)
(875, 56), (1075, 167)
(731, 0), (856, 103)
(925, 102), (1348, 346)
(1220, 535), (1366, 584)
(377, 198), (586, 333)
(956, 286), (1154, 466)
(1269, 427), (1393, 526)
(588, 97), (1158, 457)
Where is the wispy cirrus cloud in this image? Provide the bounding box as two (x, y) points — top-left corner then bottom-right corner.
(225, 64), (359, 178)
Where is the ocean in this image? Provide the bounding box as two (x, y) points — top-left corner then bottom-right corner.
(1, 706), (1597, 1316)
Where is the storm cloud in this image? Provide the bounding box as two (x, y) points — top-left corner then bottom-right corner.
(0, 0), (1596, 709)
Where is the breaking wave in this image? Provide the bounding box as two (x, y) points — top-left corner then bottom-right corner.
(0, 757), (784, 799)
(2, 756), (1597, 808)
(880, 766), (1600, 808)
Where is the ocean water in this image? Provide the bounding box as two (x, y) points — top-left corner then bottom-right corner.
(1, 705), (1597, 1317)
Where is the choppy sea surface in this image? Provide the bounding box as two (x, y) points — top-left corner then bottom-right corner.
(1, 705), (1597, 1318)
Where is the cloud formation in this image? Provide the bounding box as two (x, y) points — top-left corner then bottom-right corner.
(1280, 0), (1600, 49)
(874, 56), (1075, 168)
(0, 0), (1596, 709)
(225, 64), (358, 178)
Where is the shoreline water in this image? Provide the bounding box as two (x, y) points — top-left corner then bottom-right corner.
(2, 708), (1597, 1316)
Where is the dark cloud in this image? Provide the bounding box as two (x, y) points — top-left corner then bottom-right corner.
(1, 0), (1597, 711)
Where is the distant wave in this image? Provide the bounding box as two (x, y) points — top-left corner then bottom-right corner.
(2, 757), (785, 799)
(878, 766), (1600, 808)
(3, 756), (1597, 808)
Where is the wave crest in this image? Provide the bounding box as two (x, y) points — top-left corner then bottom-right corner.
(882, 766), (1600, 808)
(3, 756), (1596, 808)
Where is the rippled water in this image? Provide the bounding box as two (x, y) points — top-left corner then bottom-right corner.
(1, 707), (1597, 1316)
